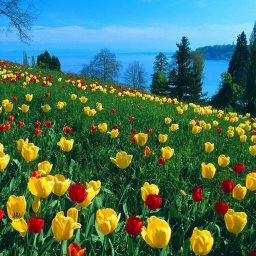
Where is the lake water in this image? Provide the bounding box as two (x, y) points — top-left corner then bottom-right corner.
(0, 50), (229, 98)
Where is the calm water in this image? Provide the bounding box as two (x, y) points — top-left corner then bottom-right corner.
(0, 50), (229, 98)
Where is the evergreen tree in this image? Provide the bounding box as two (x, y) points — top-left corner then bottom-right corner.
(228, 32), (249, 89)
(37, 51), (61, 71)
(50, 56), (61, 71)
(153, 52), (169, 75)
(246, 23), (256, 113)
(31, 56), (36, 67)
(23, 51), (29, 66)
(150, 71), (168, 95)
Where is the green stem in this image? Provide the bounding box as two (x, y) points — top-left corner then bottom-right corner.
(61, 240), (67, 256)
(127, 235), (134, 256)
(101, 236), (107, 256)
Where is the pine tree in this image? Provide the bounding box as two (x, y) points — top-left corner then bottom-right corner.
(228, 32), (249, 89)
(150, 71), (168, 95)
(153, 52), (169, 75)
(23, 51), (29, 66)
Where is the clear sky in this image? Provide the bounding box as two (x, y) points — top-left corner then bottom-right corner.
(0, 0), (255, 51)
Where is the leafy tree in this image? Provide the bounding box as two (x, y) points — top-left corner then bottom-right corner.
(169, 36), (203, 101)
(37, 51), (61, 71)
(0, 0), (36, 42)
(246, 23), (256, 113)
(81, 48), (121, 82)
(23, 51), (28, 66)
(150, 71), (168, 95)
(228, 32), (249, 89)
(50, 56), (61, 71)
(153, 52), (169, 75)
(123, 61), (146, 90)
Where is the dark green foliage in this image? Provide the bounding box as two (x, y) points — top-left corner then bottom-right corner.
(37, 51), (61, 71)
(196, 44), (235, 60)
(228, 32), (249, 89)
(153, 52), (169, 76)
(150, 71), (168, 95)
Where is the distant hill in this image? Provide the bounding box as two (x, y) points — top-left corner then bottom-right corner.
(196, 44), (235, 60)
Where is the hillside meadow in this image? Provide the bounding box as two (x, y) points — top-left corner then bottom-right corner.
(0, 60), (255, 256)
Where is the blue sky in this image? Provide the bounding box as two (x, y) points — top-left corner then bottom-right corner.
(0, 0), (255, 51)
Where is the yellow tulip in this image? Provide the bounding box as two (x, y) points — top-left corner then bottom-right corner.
(161, 146), (174, 159)
(110, 151), (133, 169)
(21, 143), (39, 162)
(28, 175), (54, 198)
(0, 106), (2, 114)
(2, 99), (9, 106)
(96, 208), (120, 235)
(56, 101), (66, 109)
(0, 143), (3, 152)
(251, 135), (256, 143)
(232, 184), (247, 200)
(57, 137), (74, 152)
(170, 124), (179, 132)
(218, 154), (230, 167)
(107, 129), (119, 138)
(141, 216), (171, 248)
(201, 163), (216, 179)
(70, 94), (77, 100)
(213, 121), (219, 126)
(204, 123), (211, 131)
(41, 104), (51, 112)
(0, 152), (10, 171)
(6, 195), (26, 220)
(86, 180), (101, 196)
(52, 174), (71, 196)
(18, 104), (29, 113)
(52, 208), (81, 241)
(84, 106), (96, 116)
(98, 123), (108, 133)
(240, 134), (247, 142)
(16, 138), (29, 151)
(134, 133), (148, 146)
(164, 117), (172, 124)
(11, 218), (28, 237)
(249, 145), (256, 156)
(96, 102), (103, 111)
(190, 227), (214, 255)
(158, 134), (168, 143)
(4, 102), (13, 112)
(246, 172), (256, 191)
(204, 142), (214, 153)
(192, 126), (202, 134)
(25, 94), (33, 101)
(38, 161), (53, 175)
(76, 187), (96, 209)
(141, 182), (159, 201)
(224, 209), (247, 234)
(227, 130), (234, 138)
(79, 96), (88, 103)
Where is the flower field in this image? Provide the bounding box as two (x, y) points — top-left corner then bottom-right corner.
(0, 60), (255, 256)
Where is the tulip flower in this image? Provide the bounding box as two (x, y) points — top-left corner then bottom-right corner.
(192, 186), (203, 202)
(204, 142), (214, 153)
(16, 138), (29, 151)
(144, 146), (152, 156)
(190, 227), (214, 255)
(110, 151), (133, 169)
(218, 154), (230, 167)
(71, 94), (77, 100)
(68, 242), (86, 256)
(221, 180), (235, 194)
(170, 124), (179, 132)
(52, 174), (71, 196)
(79, 96), (88, 103)
(0, 152), (10, 171)
(76, 187), (96, 209)
(86, 180), (101, 196)
(232, 184), (247, 200)
(201, 163), (216, 179)
(141, 182), (159, 201)
(246, 172), (256, 191)
(234, 163), (245, 174)
(240, 134), (247, 142)
(52, 208), (81, 241)
(38, 161), (53, 175)
(126, 216), (143, 236)
(141, 216), (171, 248)
(8, 115), (14, 122)
(0, 209), (4, 220)
(145, 194), (162, 210)
(6, 195), (26, 220)
(63, 126), (72, 134)
(69, 182), (88, 203)
(27, 216), (44, 233)
(28, 175), (54, 198)
(98, 123), (108, 133)
(107, 129), (119, 138)
(57, 101), (66, 109)
(25, 94), (33, 101)
(21, 143), (39, 162)
(96, 208), (120, 235)
(214, 201), (229, 215)
(164, 117), (172, 124)
(249, 145), (256, 156)
(161, 146), (174, 160)
(4, 102), (13, 112)
(41, 104), (51, 112)
(0, 143), (4, 152)
(57, 137), (74, 152)
(18, 104), (29, 113)
(84, 106), (96, 116)
(11, 218), (28, 237)
(134, 133), (148, 146)
(158, 134), (168, 143)
(224, 209), (247, 234)
(192, 126), (202, 134)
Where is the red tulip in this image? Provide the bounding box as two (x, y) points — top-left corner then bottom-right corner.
(126, 216), (143, 236)
(0, 209), (4, 220)
(192, 186), (203, 202)
(45, 92), (50, 97)
(63, 126), (72, 134)
(129, 116), (134, 121)
(145, 194), (162, 210)
(217, 128), (223, 134)
(147, 128), (153, 135)
(221, 180), (235, 194)
(34, 121), (41, 129)
(214, 201), (229, 215)
(158, 156), (166, 165)
(44, 121), (52, 128)
(11, 96), (17, 102)
(27, 216), (44, 233)
(68, 242), (86, 256)
(248, 252), (256, 256)
(90, 125), (97, 132)
(4, 123), (11, 131)
(144, 146), (152, 157)
(130, 134), (136, 143)
(8, 115), (14, 122)
(69, 182), (88, 203)
(252, 130), (256, 135)
(111, 108), (116, 114)
(30, 171), (42, 179)
(18, 121), (25, 128)
(234, 163), (245, 174)
(113, 125), (119, 130)
(35, 129), (42, 136)
(131, 128), (136, 134)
